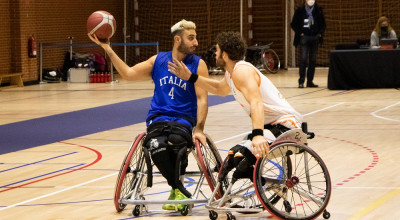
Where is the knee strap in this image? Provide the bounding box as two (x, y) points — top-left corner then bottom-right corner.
(174, 147), (192, 198)
(143, 147), (153, 187)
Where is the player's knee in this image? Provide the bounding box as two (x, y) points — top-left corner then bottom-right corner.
(229, 145), (257, 181)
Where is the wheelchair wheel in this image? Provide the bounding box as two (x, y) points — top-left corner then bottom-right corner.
(195, 134), (225, 198)
(114, 132), (147, 212)
(254, 141), (331, 220)
(262, 49), (280, 74)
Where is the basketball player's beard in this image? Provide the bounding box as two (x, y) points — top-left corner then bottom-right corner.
(178, 40), (196, 54)
(216, 54), (226, 68)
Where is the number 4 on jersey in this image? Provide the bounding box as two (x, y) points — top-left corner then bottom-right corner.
(169, 87), (174, 99)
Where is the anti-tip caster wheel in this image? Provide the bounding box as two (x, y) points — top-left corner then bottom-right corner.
(209, 210), (218, 220)
(226, 211), (236, 220)
(180, 205), (189, 216)
(323, 210), (331, 219)
(132, 205), (141, 217)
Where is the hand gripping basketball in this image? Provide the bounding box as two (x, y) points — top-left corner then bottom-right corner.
(87, 11), (117, 42)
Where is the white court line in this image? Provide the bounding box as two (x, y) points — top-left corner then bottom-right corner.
(336, 186), (400, 190)
(370, 101), (400, 122)
(0, 102), (345, 211)
(0, 172), (118, 211)
(215, 133), (247, 144)
(302, 102), (345, 117)
(215, 102), (345, 144)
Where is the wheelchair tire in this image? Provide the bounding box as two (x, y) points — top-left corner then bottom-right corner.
(253, 141), (331, 220)
(262, 49), (280, 74)
(195, 134), (225, 199)
(114, 132), (147, 212)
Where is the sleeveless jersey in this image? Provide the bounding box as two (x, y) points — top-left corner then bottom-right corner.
(146, 51), (200, 126)
(225, 61), (303, 126)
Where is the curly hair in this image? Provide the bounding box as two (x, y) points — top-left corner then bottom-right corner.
(215, 32), (247, 61)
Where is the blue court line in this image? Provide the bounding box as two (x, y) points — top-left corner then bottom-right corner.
(66, 168), (119, 171)
(117, 204), (206, 220)
(0, 163), (85, 189)
(4, 163), (83, 165)
(0, 152), (77, 173)
(0, 177), (196, 208)
(12, 198), (113, 207)
(0, 95), (234, 155)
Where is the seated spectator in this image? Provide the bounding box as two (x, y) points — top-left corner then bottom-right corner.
(370, 16), (397, 47)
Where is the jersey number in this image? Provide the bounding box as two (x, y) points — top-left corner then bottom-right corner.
(169, 87), (175, 99)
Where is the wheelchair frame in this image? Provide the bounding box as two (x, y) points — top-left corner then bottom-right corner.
(113, 132), (223, 217)
(206, 125), (332, 220)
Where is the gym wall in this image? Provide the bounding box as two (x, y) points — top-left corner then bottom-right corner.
(1, 0), (123, 84)
(2, 0), (400, 84)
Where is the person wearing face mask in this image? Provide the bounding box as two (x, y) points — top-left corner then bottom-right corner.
(370, 16), (397, 47)
(291, 0), (326, 88)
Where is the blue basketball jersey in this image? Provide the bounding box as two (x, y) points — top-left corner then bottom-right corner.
(146, 51), (200, 127)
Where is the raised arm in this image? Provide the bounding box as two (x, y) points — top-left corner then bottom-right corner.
(88, 34), (154, 81)
(168, 59), (231, 96)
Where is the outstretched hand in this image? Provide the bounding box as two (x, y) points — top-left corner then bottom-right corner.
(168, 59), (192, 80)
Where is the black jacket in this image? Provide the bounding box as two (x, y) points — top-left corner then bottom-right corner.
(291, 4), (326, 46)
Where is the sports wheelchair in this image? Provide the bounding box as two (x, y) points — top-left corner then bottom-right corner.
(244, 42), (281, 74)
(206, 123), (331, 220)
(113, 131), (223, 217)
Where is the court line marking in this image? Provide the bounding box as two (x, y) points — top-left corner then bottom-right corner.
(349, 187), (400, 220)
(336, 186), (400, 190)
(0, 102), (345, 211)
(0, 152), (77, 173)
(0, 172), (118, 211)
(215, 102), (345, 144)
(0, 142), (102, 193)
(302, 102), (345, 117)
(370, 101), (400, 122)
(1, 164), (84, 189)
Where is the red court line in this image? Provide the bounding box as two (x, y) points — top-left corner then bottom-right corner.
(317, 135), (379, 187)
(0, 142), (102, 193)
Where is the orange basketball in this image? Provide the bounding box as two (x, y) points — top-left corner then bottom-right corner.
(87, 11), (116, 41)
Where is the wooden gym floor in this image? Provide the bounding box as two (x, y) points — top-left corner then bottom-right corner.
(0, 68), (399, 219)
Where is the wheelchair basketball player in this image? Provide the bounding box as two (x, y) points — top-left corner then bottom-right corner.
(168, 31), (303, 162)
(88, 19), (209, 210)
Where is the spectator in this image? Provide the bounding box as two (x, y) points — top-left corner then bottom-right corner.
(370, 16), (397, 47)
(291, 0), (326, 88)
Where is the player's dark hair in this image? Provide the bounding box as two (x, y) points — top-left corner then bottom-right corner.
(171, 30), (183, 37)
(215, 32), (247, 61)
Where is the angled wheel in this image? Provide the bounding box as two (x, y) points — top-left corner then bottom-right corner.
(226, 211), (236, 220)
(195, 134), (225, 198)
(132, 205), (141, 216)
(209, 210), (218, 220)
(114, 132), (147, 212)
(180, 204), (189, 216)
(262, 49), (280, 73)
(254, 141), (331, 220)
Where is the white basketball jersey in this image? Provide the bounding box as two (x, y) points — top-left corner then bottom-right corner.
(225, 61), (303, 126)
